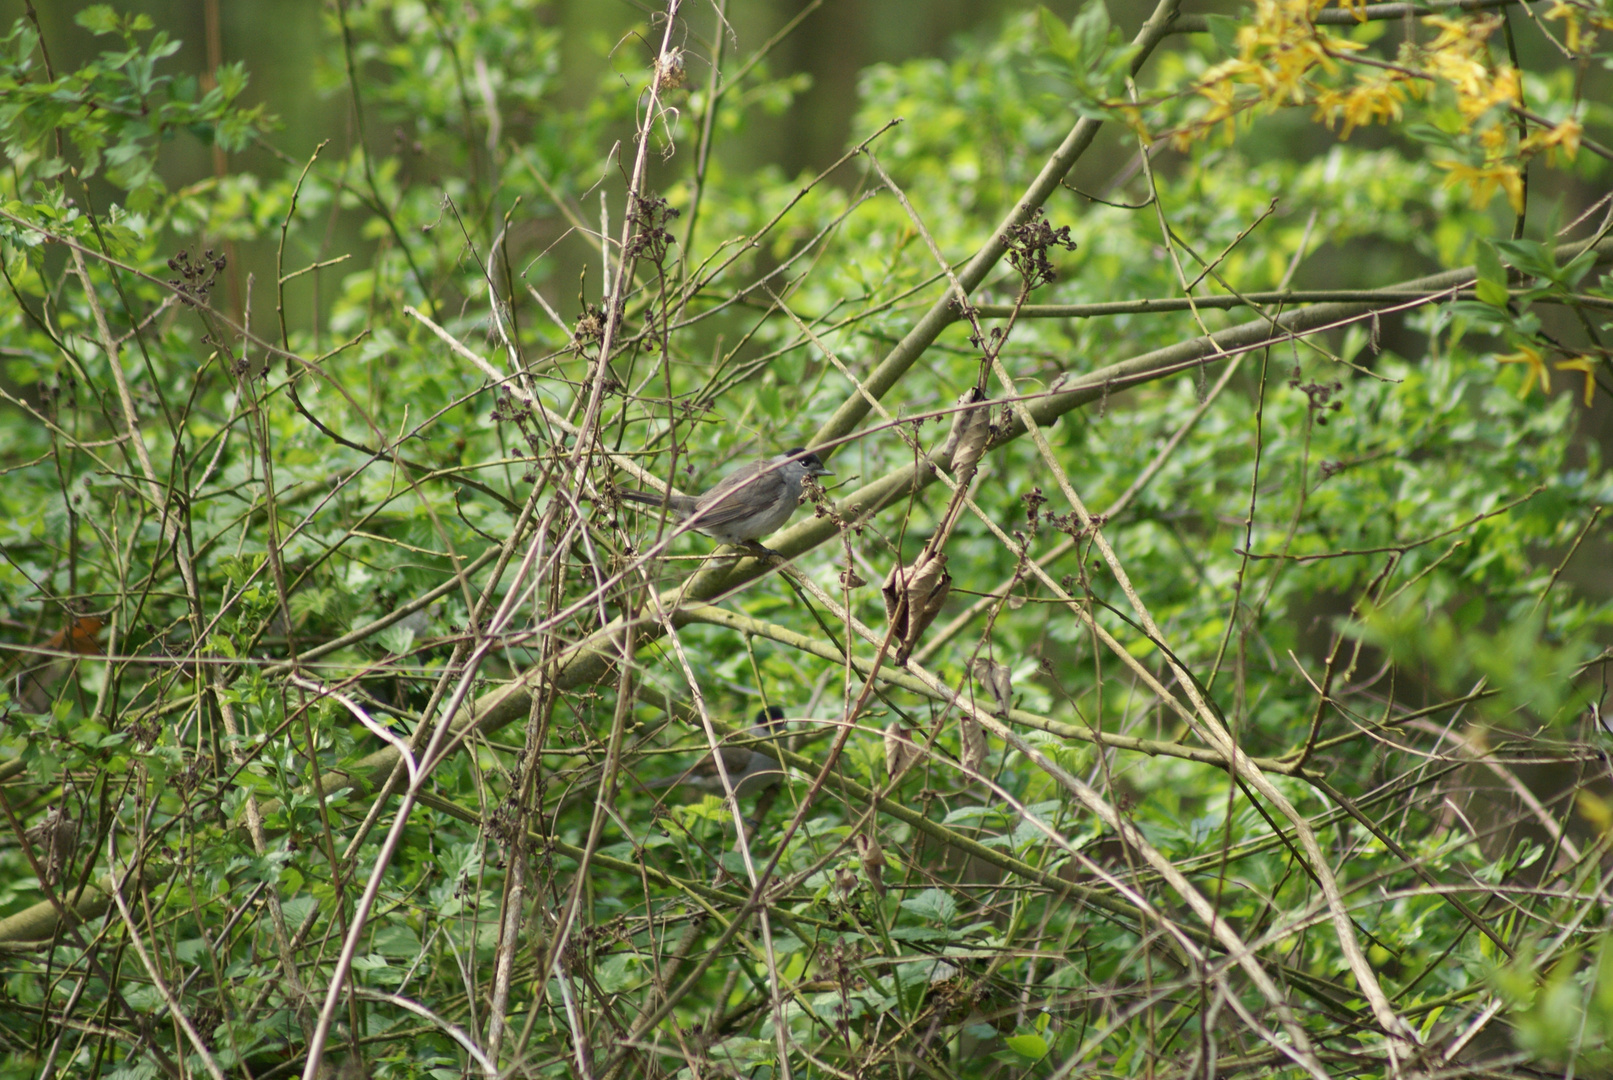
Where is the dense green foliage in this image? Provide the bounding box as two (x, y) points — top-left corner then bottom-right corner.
(1, 0), (1612, 1077)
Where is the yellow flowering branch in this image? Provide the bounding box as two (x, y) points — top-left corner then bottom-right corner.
(1496, 344), (1550, 397)
(1554, 357), (1599, 406)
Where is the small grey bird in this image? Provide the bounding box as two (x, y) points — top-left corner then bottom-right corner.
(648, 706), (787, 797)
(620, 448), (831, 546)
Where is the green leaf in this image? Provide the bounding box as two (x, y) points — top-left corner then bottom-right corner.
(675, 795), (733, 827)
(1203, 13), (1240, 57)
(1474, 278), (1509, 307)
(1005, 1032), (1049, 1059)
(376, 623), (416, 656)
(1493, 238), (1556, 281)
(352, 953), (391, 972)
(1038, 6), (1079, 64)
(1071, 0), (1112, 66)
(1560, 247), (1598, 287)
(1474, 240), (1508, 307)
(216, 60), (248, 99)
(174, 938), (209, 963)
(74, 6), (119, 34)
(901, 888), (958, 924)
(372, 925), (423, 959)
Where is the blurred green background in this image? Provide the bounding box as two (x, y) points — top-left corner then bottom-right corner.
(12, 0), (1603, 366)
(5, 0), (1146, 341)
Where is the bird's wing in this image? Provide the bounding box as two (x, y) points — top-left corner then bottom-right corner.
(715, 744), (759, 772)
(688, 463), (787, 529)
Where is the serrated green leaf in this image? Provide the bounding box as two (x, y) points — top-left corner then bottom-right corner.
(74, 6), (119, 34)
(901, 888), (958, 923)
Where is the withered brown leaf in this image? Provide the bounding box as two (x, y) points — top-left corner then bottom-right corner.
(969, 656), (1014, 716)
(941, 386), (993, 475)
(884, 722), (920, 780)
(855, 832), (887, 897)
(882, 551), (952, 664)
(958, 713), (987, 775)
(24, 804), (79, 886)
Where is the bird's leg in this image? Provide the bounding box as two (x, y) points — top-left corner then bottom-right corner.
(742, 540), (785, 560)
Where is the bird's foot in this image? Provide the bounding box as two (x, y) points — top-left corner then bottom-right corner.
(743, 540), (785, 561)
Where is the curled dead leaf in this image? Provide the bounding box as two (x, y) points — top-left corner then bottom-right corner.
(969, 656), (1013, 716)
(958, 713), (987, 775)
(855, 832), (886, 897)
(884, 722), (920, 780)
(24, 805), (79, 886)
(882, 551), (952, 664)
(940, 386), (993, 475)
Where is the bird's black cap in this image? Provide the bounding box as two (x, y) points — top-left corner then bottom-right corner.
(784, 447), (831, 476)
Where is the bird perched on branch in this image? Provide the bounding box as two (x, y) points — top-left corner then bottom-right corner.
(619, 448), (831, 547)
(5, 614), (104, 713)
(647, 706), (788, 797)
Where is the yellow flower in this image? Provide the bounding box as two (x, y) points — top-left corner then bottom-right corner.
(1554, 357), (1599, 406)
(1496, 344), (1550, 397)
(1519, 117), (1583, 164)
(1419, 14), (1518, 124)
(1436, 159), (1526, 213)
(1545, 0), (1584, 52)
(1313, 75), (1409, 137)
(1422, 15), (1475, 48)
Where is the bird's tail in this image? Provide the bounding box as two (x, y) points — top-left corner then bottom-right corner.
(619, 489), (668, 506)
(620, 489), (699, 516)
